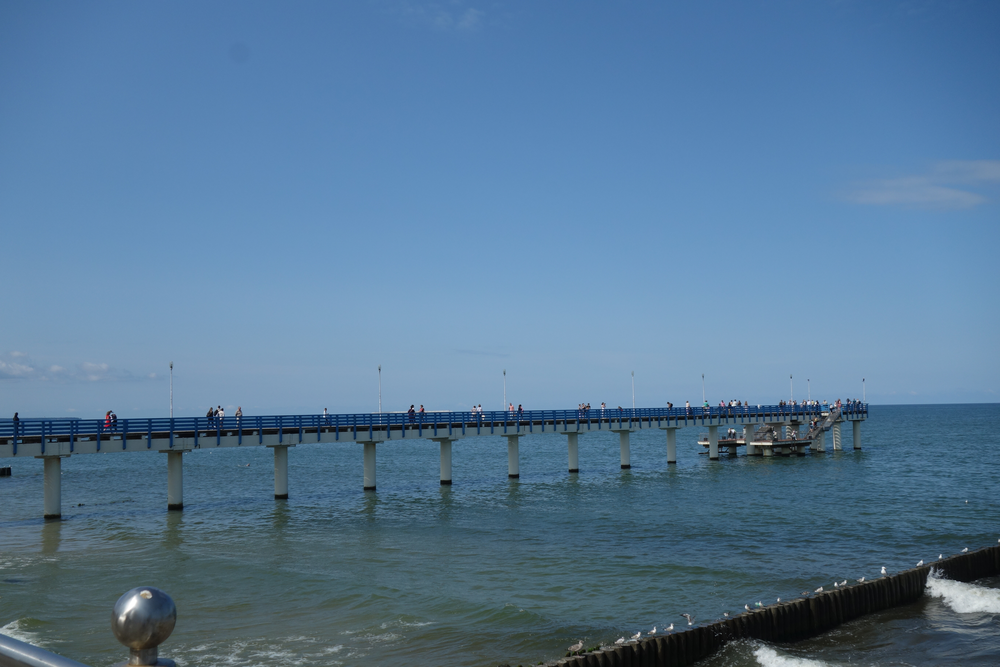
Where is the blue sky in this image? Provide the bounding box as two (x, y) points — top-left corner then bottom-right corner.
(1, 0), (998, 417)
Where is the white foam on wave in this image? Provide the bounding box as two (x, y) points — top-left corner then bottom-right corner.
(0, 620), (43, 647)
(925, 575), (1000, 614)
(754, 646), (833, 667)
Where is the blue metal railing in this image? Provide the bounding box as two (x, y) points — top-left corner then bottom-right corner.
(0, 403), (868, 443)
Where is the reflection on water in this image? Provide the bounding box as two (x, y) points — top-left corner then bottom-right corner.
(162, 508), (184, 551)
(40, 518), (61, 554)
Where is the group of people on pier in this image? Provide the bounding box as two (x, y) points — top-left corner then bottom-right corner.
(205, 405), (242, 427)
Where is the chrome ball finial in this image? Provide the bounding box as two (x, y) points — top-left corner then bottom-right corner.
(111, 587), (176, 666)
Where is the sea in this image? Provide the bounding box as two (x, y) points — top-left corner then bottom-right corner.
(1, 404), (999, 667)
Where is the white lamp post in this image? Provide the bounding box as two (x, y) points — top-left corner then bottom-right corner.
(378, 365), (382, 415)
(169, 362), (173, 418)
(790, 374), (793, 402)
(863, 378), (866, 403)
(701, 373), (705, 404)
(807, 378), (810, 402)
(631, 371), (635, 410)
(503, 369), (506, 411)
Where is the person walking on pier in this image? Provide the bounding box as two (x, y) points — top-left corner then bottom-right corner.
(206, 406), (214, 427)
(110, 410), (118, 432)
(236, 406), (243, 426)
(408, 405), (416, 422)
(105, 410), (112, 431)
(12, 412), (18, 440)
(217, 406), (225, 428)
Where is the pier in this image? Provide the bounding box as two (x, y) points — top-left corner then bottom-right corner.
(0, 403), (868, 518)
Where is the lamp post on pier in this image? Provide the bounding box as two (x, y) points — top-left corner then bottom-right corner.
(378, 365), (382, 416)
(503, 369), (506, 411)
(701, 374), (705, 404)
(169, 362), (173, 418)
(790, 374), (793, 403)
(863, 378), (866, 403)
(807, 378), (810, 402)
(631, 371), (635, 411)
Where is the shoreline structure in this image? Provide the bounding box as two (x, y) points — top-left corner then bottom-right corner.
(531, 545), (1000, 667)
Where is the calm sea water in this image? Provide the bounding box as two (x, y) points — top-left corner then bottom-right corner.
(2, 404), (999, 667)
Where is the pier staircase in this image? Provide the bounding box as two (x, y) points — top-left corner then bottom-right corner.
(805, 407), (842, 440)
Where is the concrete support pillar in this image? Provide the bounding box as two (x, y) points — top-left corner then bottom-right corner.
(43, 457), (62, 519)
(618, 431), (631, 469)
(813, 430), (826, 453)
(665, 428), (677, 464)
(762, 446), (773, 457)
(566, 433), (580, 473)
(167, 451), (183, 511)
(853, 420), (861, 450)
(363, 442), (376, 491)
(273, 445), (289, 499)
(832, 422), (842, 450)
(744, 425), (757, 456)
(708, 425), (719, 461)
(439, 440), (452, 485)
(507, 436), (519, 479)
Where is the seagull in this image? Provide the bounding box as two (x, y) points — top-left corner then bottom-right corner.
(815, 587), (824, 593)
(681, 613), (694, 626)
(962, 547), (969, 553)
(917, 560), (924, 567)
(615, 637), (625, 645)
(841, 580), (848, 587)
(568, 641), (583, 653)
(723, 612), (729, 618)
(939, 554), (943, 560)
(755, 601), (763, 608)
(650, 627), (657, 635)
(745, 604), (751, 611)
(776, 597), (781, 603)
(833, 581), (839, 588)
(857, 577), (865, 583)
(666, 623), (674, 633)
(881, 566), (887, 576)
(631, 631), (641, 641)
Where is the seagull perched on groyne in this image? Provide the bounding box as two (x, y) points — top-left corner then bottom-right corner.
(666, 623), (674, 633)
(745, 604), (751, 611)
(881, 566), (887, 576)
(681, 613), (694, 626)
(631, 631), (641, 641)
(776, 597), (781, 603)
(833, 581), (839, 588)
(917, 560), (924, 567)
(939, 554), (943, 560)
(962, 547), (969, 553)
(857, 577), (865, 583)
(650, 626), (657, 635)
(840, 580), (848, 587)
(568, 641), (583, 653)
(815, 587), (824, 593)
(615, 637), (625, 645)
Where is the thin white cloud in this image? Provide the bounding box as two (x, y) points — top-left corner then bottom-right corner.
(0, 357), (35, 379)
(389, 1), (486, 32)
(0, 352), (154, 383)
(846, 160), (1000, 210)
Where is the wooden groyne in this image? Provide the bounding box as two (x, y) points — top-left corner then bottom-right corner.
(535, 545), (1000, 667)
